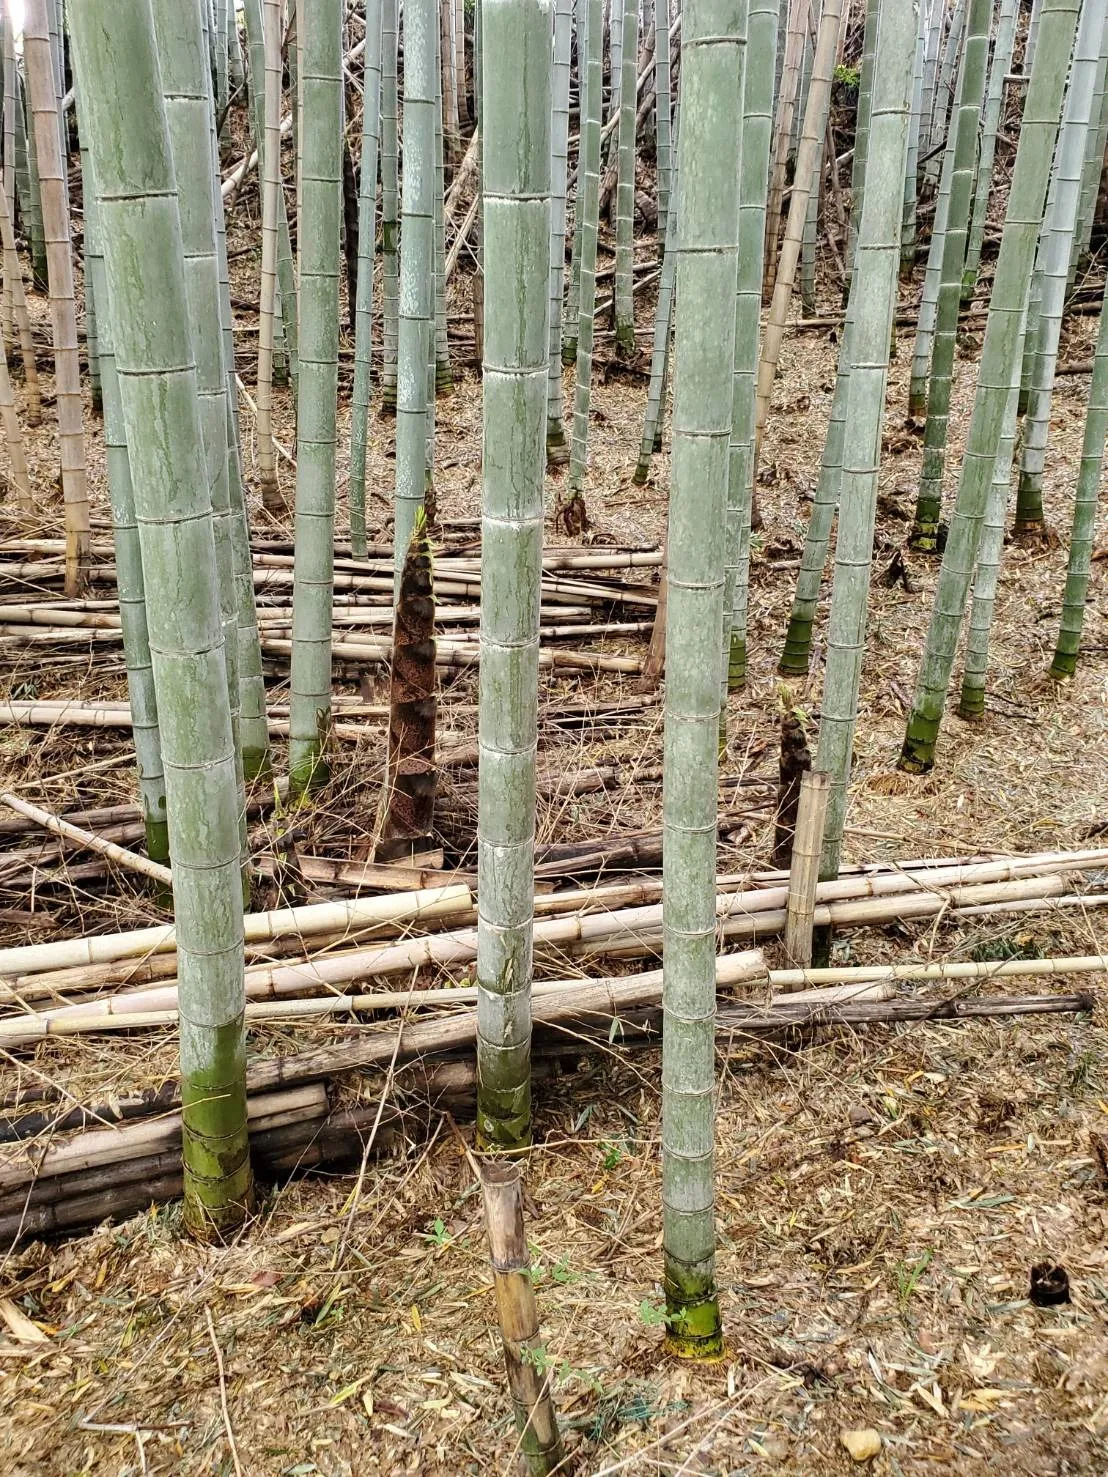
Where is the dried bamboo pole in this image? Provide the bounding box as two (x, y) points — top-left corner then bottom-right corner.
(22, 0), (89, 595)
(480, 1161), (565, 1475)
(782, 769), (829, 968)
(0, 793), (172, 887)
(0, 188), (41, 425)
(0, 336), (31, 513)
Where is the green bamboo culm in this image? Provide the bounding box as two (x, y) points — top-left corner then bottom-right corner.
(475, 0), (551, 1152)
(78, 128), (102, 415)
(76, 107), (169, 869)
(613, 0), (638, 356)
(432, 42), (452, 396)
(962, 0), (1018, 301)
(633, 100), (680, 484)
(899, 1), (925, 281)
(349, 0), (383, 558)
(661, 0), (743, 1363)
(394, 0), (436, 580)
(1069, 22), (1108, 281)
(655, 0), (672, 252)
(1014, 0), (1107, 539)
(1050, 281), (1108, 678)
(816, 0), (917, 880)
(546, 0), (572, 460)
(899, 0), (1082, 774)
(564, 0), (602, 525)
(561, 0), (585, 367)
(380, 0), (400, 409)
(151, 0), (248, 869)
(69, 0), (252, 1234)
(909, 0), (990, 551)
(725, 0), (780, 689)
(287, 0), (343, 795)
(846, 0), (878, 282)
(21, 70), (47, 291)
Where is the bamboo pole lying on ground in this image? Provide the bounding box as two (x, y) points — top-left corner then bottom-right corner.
(0, 793), (173, 887)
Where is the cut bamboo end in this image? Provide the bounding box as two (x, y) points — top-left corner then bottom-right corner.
(783, 769), (831, 970)
(480, 1160), (565, 1475)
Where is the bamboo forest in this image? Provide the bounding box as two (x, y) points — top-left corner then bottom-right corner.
(1, 0), (1108, 1468)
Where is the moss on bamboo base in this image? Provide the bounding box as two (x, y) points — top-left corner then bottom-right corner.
(957, 684), (985, 720)
(778, 619), (813, 675)
(475, 1080), (532, 1153)
(898, 713), (938, 773)
(561, 337), (577, 366)
(181, 1018), (253, 1236)
(727, 632), (746, 692)
(632, 458), (651, 484)
(663, 1256), (724, 1361)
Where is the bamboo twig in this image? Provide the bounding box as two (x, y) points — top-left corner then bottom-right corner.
(0, 792), (173, 887)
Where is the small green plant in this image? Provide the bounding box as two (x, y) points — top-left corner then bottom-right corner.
(601, 1141), (623, 1170)
(834, 62), (860, 89)
(895, 1249), (933, 1310)
(419, 1217), (453, 1248)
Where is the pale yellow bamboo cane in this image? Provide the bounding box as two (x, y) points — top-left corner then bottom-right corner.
(0, 792), (173, 885)
(22, 0), (89, 595)
(0, 335), (31, 512)
(0, 188), (40, 425)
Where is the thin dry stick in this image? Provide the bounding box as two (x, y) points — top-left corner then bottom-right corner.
(204, 1307), (245, 1477)
(0, 792), (173, 887)
(480, 1161), (564, 1475)
(783, 769), (831, 969)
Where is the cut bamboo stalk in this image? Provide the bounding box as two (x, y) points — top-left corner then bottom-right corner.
(783, 769), (830, 968)
(0, 792), (173, 887)
(480, 1160), (565, 1475)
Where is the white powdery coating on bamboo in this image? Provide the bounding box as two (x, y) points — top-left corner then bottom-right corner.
(476, 0), (552, 1147)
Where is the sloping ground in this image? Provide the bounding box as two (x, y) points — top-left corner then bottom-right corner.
(1, 231), (1106, 1472)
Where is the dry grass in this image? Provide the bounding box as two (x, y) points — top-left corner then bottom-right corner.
(1, 106), (1107, 1472)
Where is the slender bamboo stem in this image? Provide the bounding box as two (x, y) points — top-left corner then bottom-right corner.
(634, 99), (679, 483)
(24, 0), (89, 598)
(350, 0), (383, 556)
(287, 0), (343, 795)
(255, 0), (282, 508)
(565, 0), (602, 521)
(0, 188), (39, 418)
(0, 330), (31, 512)
(962, 0), (1017, 300)
(613, 0), (639, 355)
(546, 0), (572, 459)
(380, 0), (400, 408)
(475, 0), (551, 1151)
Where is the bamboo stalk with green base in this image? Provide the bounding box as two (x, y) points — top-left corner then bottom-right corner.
(613, 0), (638, 357)
(957, 371), (1021, 719)
(1051, 283), (1108, 679)
(286, 0), (342, 797)
(724, 0), (780, 690)
(962, 0), (1018, 302)
(151, 0), (247, 863)
(475, 0), (551, 1152)
(909, 0), (990, 552)
(70, 0), (251, 1234)
(1013, 0), (1107, 541)
(562, 0), (601, 534)
(660, 0), (743, 1362)
(79, 135), (169, 868)
(394, 0), (436, 583)
(899, 0), (1081, 775)
(350, 0), (383, 558)
(546, 0), (572, 461)
(380, 0), (400, 411)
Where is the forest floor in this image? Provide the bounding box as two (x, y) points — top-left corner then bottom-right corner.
(1, 192), (1107, 1473)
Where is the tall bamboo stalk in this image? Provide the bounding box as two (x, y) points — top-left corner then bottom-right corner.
(1051, 281), (1108, 678)
(655, 0), (672, 249)
(24, 0), (89, 598)
(0, 332), (31, 513)
(1070, 23), (1108, 278)
(634, 99), (679, 483)
(660, 0), (743, 1360)
(350, 0), (383, 557)
(287, 0), (343, 796)
(926, 0), (964, 182)
(909, 0), (990, 550)
(724, 0), (779, 688)
(77, 118), (168, 868)
(546, 0), (572, 459)
(613, 0), (638, 355)
(70, 0), (252, 1233)
(962, 0), (1017, 300)
(475, 0), (551, 1151)
(21, 67), (47, 291)
(763, 0), (807, 292)
(845, 0), (878, 279)
(432, 39), (452, 394)
(564, 0), (602, 528)
(455, 0), (469, 123)
(380, 0), (401, 409)
(900, 1), (926, 278)
(753, 0), (843, 463)
(394, 0), (436, 580)
(899, 0), (1082, 773)
(1014, 0), (1107, 539)
(255, 0), (282, 508)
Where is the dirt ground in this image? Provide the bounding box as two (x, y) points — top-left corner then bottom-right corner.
(1, 107), (1108, 1474)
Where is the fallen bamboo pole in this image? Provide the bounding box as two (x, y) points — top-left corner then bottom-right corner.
(0, 792), (173, 887)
